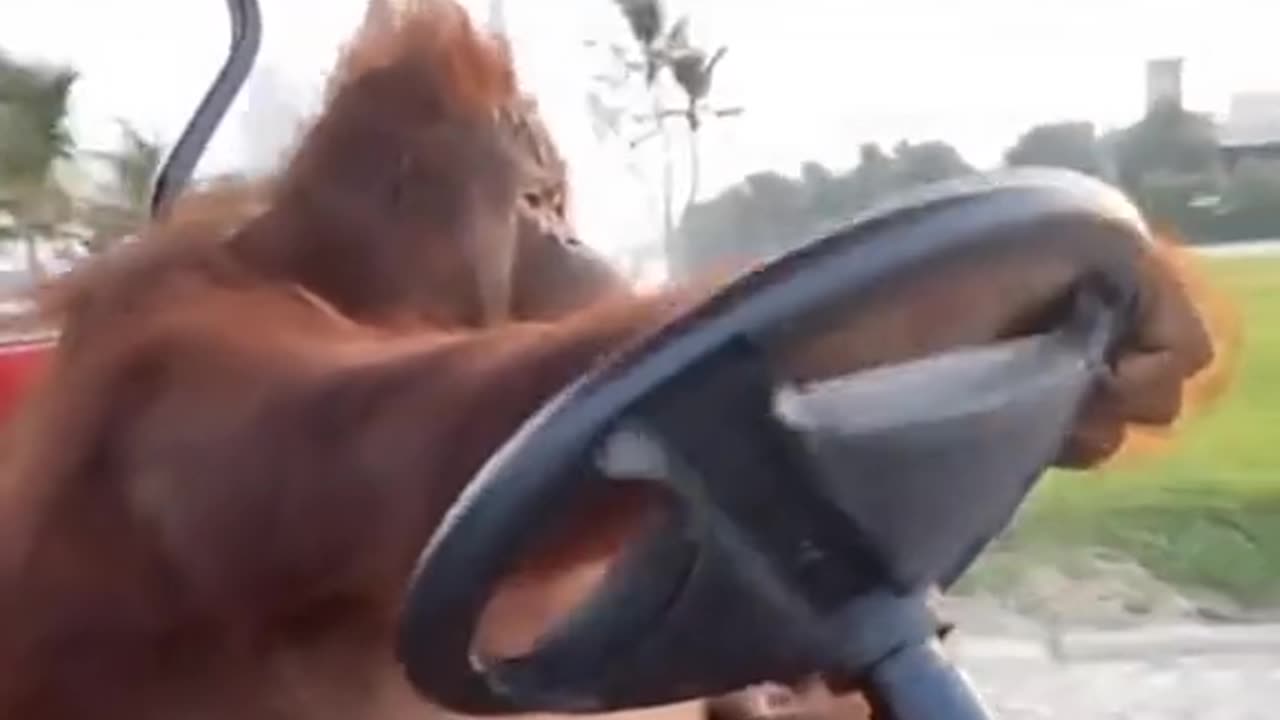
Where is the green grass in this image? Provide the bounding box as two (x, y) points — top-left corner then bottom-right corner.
(965, 255), (1280, 607)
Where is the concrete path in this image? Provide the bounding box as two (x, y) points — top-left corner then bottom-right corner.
(944, 623), (1280, 718)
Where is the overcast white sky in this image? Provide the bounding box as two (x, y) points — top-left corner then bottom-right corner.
(3, 0), (1280, 264)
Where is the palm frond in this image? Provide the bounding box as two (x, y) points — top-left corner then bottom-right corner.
(614, 0), (665, 47)
(0, 51), (79, 185)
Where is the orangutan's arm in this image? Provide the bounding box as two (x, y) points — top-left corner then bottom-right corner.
(121, 290), (698, 621)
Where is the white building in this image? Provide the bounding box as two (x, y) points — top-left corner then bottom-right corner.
(1219, 92), (1280, 146)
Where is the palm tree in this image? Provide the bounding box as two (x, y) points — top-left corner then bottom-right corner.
(81, 120), (165, 253)
(106, 121), (164, 213)
(658, 16), (738, 209)
(0, 51), (78, 280)
(606, 0), (739, 269)
(613, 0), (666, 83)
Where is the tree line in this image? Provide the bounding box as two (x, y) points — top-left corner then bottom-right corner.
(671, 100), (1280, 279)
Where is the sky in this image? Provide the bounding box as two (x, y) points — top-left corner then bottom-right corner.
(3, 0), (1280, 267)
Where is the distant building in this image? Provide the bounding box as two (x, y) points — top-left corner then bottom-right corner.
(1146, 58), (1184, 111)
(1217, 92), (1280, 169)
(1145, 56), (1280, 169)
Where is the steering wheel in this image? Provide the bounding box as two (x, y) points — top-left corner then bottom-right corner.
(397, 168), (1154, 720)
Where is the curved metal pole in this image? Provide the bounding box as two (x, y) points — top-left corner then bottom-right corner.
(149, 0), (263, 219)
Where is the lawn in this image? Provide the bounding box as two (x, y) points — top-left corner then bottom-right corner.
(960, 254), (1280, 609)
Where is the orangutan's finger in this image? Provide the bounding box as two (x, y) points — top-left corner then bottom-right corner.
(706, 683), (875, 720)
(1057, 352), (1181, 468)
(1055, 402), (1126, 469)
(1134, 250), (1215, 373)
(1105, 351), (1186, 426)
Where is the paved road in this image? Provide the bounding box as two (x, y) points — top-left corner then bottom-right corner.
(947, 629), (1280, 719)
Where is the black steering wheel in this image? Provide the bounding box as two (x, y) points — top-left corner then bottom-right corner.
(396, 168), (1155, 720)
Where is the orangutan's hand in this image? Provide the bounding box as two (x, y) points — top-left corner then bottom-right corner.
(707, 682), (875, 720)
(775, 236), (1220, 471)
(1054, 245), (1216, 468)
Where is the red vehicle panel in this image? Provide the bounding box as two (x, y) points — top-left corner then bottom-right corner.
(0, 336), (53, 423)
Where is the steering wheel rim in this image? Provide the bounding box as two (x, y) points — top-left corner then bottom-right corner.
(398, 168), (1153, 717)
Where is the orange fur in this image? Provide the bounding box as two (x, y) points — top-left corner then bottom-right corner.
(332, 0), (516, 122)
(0, 4), (686, 718)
